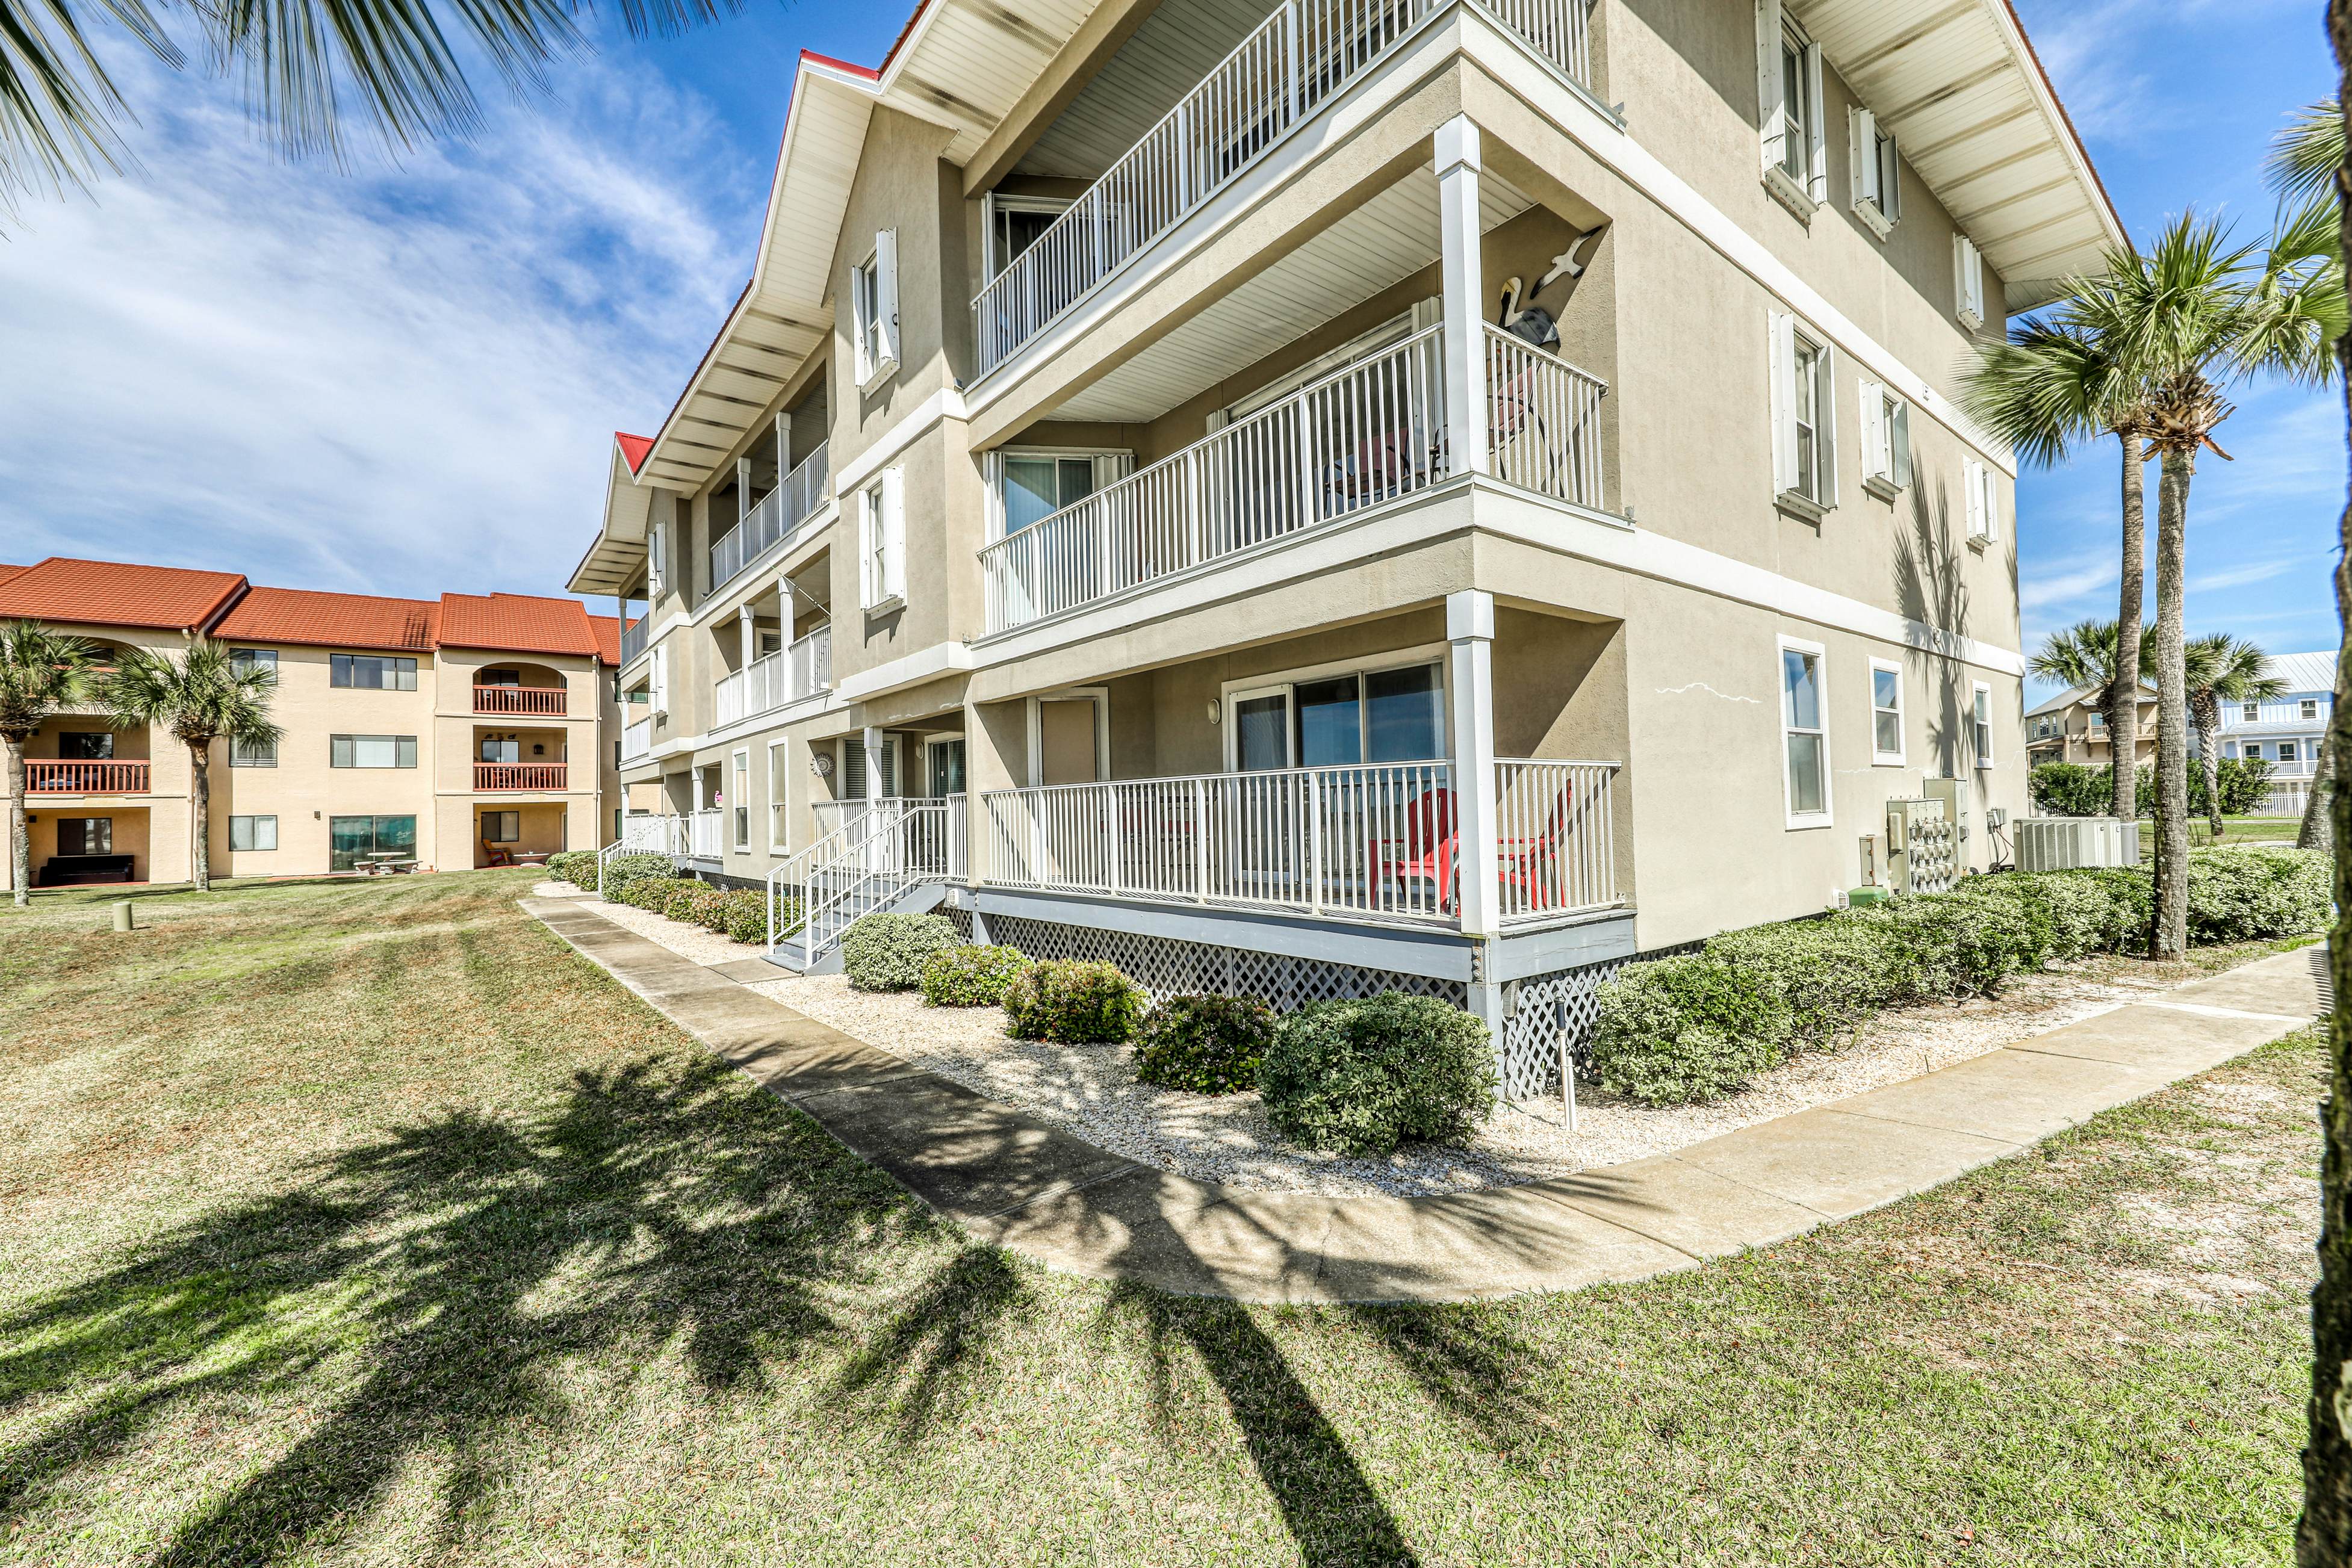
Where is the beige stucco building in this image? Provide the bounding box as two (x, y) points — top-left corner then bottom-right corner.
(2025, 683), (2158, 772)
(568, 0), (2122, 1091)
(0, 558), (620, 888)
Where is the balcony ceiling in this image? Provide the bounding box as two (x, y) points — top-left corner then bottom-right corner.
(1790, 0), (2128, 308)
(1054, 163), (1532, 424)
(1015, 0), (1281, 181)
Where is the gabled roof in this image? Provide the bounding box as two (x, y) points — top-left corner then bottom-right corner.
(216, 586), (438, 652)
(569, 434), (669, 597)
(2261, 651), (2338, 696)
(438, 592), (606, 660)
(1792, 0), (2129, 308)
(0, 557), (247, 632)
(615, 432), (655, 475)
(586, 612), (622, 666)
(2025, 681), (2156, 718)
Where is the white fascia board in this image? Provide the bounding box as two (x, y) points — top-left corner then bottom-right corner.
(832, 388), (970, 495)
(833, 638), (977, 703)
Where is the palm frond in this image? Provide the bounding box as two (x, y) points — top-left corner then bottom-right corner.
(105, 638), (283, 748)
(0, 618), (96, 738)
(0, 0), (180, 213)
(2267, 98), (2344, 206)
(1956, 320), (2124, 465)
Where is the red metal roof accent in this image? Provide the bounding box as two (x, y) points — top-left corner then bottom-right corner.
(216, 586), (439, 652)
(436, 592), (604, 659)
(801, 46), (882, 79)
(615, 432), (656, 474)
(0, 557), (247, 631)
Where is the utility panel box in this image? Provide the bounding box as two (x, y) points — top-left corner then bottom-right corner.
(2014, 816), (2139, 872)
(1922, 776), (1975, 873)
(1885, 799), (1958, 894)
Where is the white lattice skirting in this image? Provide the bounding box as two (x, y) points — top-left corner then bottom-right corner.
(975, 913), (1469, 1014)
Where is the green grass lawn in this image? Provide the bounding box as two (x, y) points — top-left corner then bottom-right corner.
(2136, 814), (2304, 852)
(0, 872), (2321, 1564)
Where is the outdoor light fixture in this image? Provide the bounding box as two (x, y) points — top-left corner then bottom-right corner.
(1206, 699), (1221, 725)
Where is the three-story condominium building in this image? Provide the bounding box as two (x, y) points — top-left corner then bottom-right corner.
(0, 558), (621, 888)
(568, 0), (2121, 1090)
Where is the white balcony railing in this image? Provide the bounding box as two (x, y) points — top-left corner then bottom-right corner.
(982, 327), (1446, 633)
(1485, 324), (1606, 510)
(619, 615), (650, 666)
(707, 441), (832, 597)
(618, 814), (679, 854)
(978, 758), (1619, 929)
(712, 625), (834, 731)
(621, 715), (653, 764)
(689, 808), (724, 859)
(971, 0), (1593, 374)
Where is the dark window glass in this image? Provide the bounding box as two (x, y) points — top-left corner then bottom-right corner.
(1364, 665), (1442, 762)
(331, 654), (418, 690)
(1293, 675), (1362, 768)
(58, 817), (111, 855)
(58, 731), (114, 760)
(329, 814), (417, 871)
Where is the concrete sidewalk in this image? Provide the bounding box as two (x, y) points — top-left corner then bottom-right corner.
(523, 897), (2322, 1304)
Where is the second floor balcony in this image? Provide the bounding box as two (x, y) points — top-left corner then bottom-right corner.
(713, 625), (833, 730)
(620, 613), (650, 667)
(980, 323), (1604, 634)
(27, 759), (150, 795)
(621, 714), (654, 765)
(473, 684), (567, 716)
(709, 441), (832, 598)
(476, 762), (568, 792)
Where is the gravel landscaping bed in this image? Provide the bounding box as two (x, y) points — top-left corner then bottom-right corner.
(550, 885), (2297, 1198)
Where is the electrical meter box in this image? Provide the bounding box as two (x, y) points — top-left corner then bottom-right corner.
(1922, 776), (1975, 873)
(1885, 798), (1958, 894)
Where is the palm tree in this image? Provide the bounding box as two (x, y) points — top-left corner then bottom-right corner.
(1, 0), (736, 214)
(2056, 215), (2337, 957)
(2028, 618), (2153, 782)
(1963, 325), (2152, 821)
(0, 621), (96, 907)
(2182, 634), (2285, 835)
(103, 640), (280, 893)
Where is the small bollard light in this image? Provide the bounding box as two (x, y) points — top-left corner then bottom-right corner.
(112, 899), (135, 933)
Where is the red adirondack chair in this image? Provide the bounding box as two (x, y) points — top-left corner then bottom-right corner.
(1369, 787), (1458, 913)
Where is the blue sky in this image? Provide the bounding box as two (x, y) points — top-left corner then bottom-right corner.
(0, 0), (2336, 688)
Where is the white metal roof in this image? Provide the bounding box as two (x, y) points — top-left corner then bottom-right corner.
(1790, 0), (2128, 309)
(2261, 650), (2339, 696)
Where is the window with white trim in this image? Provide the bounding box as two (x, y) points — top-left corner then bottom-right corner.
(2279, 740), (2300, 763)
(230, 734), (276, 768)
(1780, 638), (1829, 825)
(1869, 657), (1904, 766)
(2302, 698), (2322, 720)
(1757, 4), (1826, 206)
(229, 814), (277, 852)
(1963, 458), (1999, 542)
(1770, 312), (1837, 512)
(852, 231), (900, 386)
(2242, 700), (2261, 722)
(1972, 683), (1994, 769)
(767, 739), (792, 853)
(1954, 235), (1987, 329)
(732, 748), (751, 851)
(1848, 108), (1900, 236)
(860, 468), (906, 610)
(1858, 380), (1911, 496)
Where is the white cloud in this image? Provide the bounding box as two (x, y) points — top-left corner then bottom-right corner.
(0, 48), (763, 603)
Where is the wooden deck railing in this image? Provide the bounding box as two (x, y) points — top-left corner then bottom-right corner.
(473, 686), (567, 715)
(26, 760), (150, 793)
(474, 763), (567, 791)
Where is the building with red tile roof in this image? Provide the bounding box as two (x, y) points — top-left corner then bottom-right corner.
(0, 557), (247, 632)
(214, 586), (440, 653)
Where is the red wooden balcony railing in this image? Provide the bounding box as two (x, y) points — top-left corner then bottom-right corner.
(474, 763), (566, 791)
(26, 759), (150, 793)
(473, 686), (567, 715)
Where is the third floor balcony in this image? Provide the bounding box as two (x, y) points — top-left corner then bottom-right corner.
(971, 0), (1595, 380)
(713, 625), (834, 730)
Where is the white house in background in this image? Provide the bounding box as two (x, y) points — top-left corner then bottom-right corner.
(2219, 649), (2337, 815)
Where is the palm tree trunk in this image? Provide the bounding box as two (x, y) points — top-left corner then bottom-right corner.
(4, 735), (26, 908)
(188, 742), (211, 893)
(2301, 19), (2352, 1555)
(2150, 447), (2191, 959)
(2194, 695), (2224, 837)
(2302, 742), (2334, 851)
(2114, 428), (2147, 820)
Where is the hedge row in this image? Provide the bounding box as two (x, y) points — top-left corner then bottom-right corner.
(1590, 848), (2330, 1106)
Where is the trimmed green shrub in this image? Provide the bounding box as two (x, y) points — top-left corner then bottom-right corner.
(615, 875), (700, 913)
(698, 888), (771, 944)
(544, 851), (598, 888)
(2187, 846), (2330, 943)
(842, 913), (960, 993)
(1258, 993), (1495, 1154)
(921, 944), (1032, 1007)
(1589, 957), (1789, 1105)
(1133, 994), (1276, 1094)
(1002, 960), (1146, 1044)
(1704, 919), (1902, 1049)
(598, 854), (672, 897)
(666, 884), (725, 925)
(2029, 761), (2111, 817)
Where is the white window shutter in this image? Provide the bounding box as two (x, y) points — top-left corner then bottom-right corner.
(647, 521), (664, 594)
(1769, 312), (1798, 493)
(1979, 463), (1999, 541)
(1850, 109), (1876, 208)
(1858, 379), (1885, 479)
(1755, 0), (1786, 174)
(1955, 235), (1984, 326)
(1964, 459), (1987, 538)
(881, 466), (906, 601)
(1803, 45), (1828, 200)
(1881, 130), (1901, 222)
(1890, 400), (1913, 488)
(981, 451), (1005, 540)
(859, 490), (877, 607)
(875, 229), (901, 371)
(1814, 345), (1838, 507)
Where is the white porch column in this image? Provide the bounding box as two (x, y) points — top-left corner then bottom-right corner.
(739, 603), (756, 665)
(737, 456), (754, 512)
(862, 726), (886, 800)
(1436, 116), (1489, 479)
(1448, 588), (1506, 1052)
(774, 411), (792, 476)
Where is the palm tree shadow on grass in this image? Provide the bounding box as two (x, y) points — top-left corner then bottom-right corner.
(0, 1054), (931, 1566)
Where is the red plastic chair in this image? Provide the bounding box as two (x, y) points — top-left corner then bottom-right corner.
(1369, 788), (1458, 914)
(1497, 776), (1574, 911)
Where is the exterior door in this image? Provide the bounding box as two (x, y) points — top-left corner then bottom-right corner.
(927, 737), (966, 797)
(1038, 699), (1098, 786)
